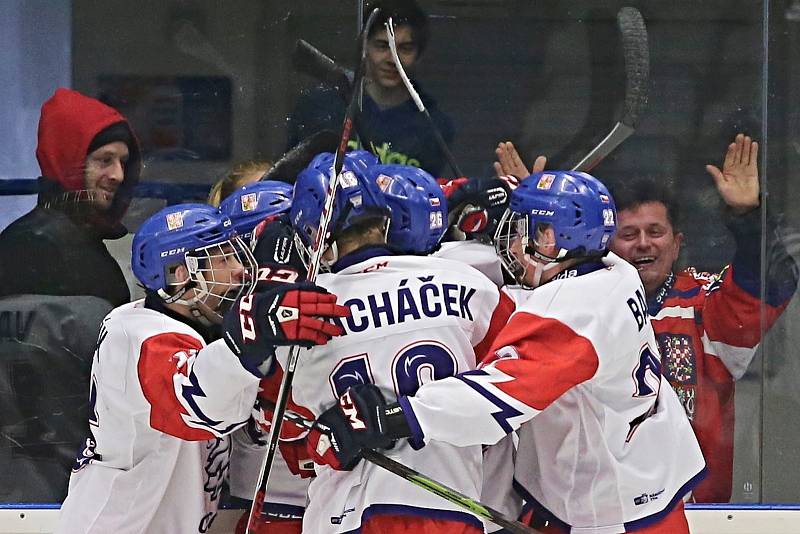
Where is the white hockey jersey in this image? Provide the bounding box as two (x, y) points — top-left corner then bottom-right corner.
(433, 240), (504, 287)
(403, 253), (706, 534)
(228, 422), (310, 519)
(56, 300), (260, 534)
(267, 250), (513, 532)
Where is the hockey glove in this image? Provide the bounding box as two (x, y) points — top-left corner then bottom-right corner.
(245, 400), (316, 478)
(251, 214), (309, 290)
(223, 282), (349, 376)
(438, 176), (512, 241)
(306, 384), (411, 471)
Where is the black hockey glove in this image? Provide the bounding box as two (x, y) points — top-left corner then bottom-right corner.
(223, 282), (349, 376)
(251, 214), (309, 291)
(439, 176), (512, 241)
(306, 384), (412, 471)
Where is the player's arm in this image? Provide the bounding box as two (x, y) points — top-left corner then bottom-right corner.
(138, 282), (348, 441)
(402, 311), (600, 447)
(138, 332), (260, 440)
(307, 312), (599, 469)
(472, 288), (516, 361)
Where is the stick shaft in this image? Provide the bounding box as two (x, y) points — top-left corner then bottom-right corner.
(385, 18), (463, 177)
(570, 7), (649, 171)
(273, 408), (541, 534)
(245, 9), (382, 533)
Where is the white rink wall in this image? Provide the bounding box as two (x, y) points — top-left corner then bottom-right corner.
(2, 508), (800, 534)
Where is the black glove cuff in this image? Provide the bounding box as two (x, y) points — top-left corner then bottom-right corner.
(383, 402), (412, 440)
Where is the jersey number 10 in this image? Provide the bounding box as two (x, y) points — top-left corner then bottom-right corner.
(329, 340), (458, 399)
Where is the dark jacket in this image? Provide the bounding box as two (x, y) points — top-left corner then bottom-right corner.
(286, 84), (455, 177)
(0, 88), (141, 306)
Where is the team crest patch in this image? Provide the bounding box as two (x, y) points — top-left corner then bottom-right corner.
(375, 173), (393, 192)
(536, 173), (556, 190)
(166, 211), (184, 230)
(339, 171), (358, 188)
(600, 194), (610, 204)
(657, 333), (696, 385)
(240, 192), (258, 212)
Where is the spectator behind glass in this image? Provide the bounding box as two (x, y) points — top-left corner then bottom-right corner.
(207, 160), (273, 207)
(285, 0), (455, 176)
(609, 134), (799, 502)
(0, 88), (141, 307)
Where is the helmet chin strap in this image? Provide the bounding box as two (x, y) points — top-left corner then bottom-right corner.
(159, 275), (221, 326)
(521, 238), (567, 288)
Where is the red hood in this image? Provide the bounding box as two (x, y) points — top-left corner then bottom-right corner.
(36, 88), (135, 191)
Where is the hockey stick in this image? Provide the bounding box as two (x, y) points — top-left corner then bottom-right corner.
(292, 39), (353, 93)
(291, 38), (376, 156)
(571, 6), (649, 172)
(245, 9), (382, 534)
(262, 404), (541, 534)
(385, 18), (463, 178)
(260, 129), (340, 185)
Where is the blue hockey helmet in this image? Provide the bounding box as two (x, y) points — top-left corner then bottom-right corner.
(219, 180), (293, 242)
(132, 203), (256, 321)
(363, 164), (447, 254)
(290, 151), (388, 260)
(494, 171), (617, 286)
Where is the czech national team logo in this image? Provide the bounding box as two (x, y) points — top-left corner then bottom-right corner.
(375, 174), (393, 192)
(536, 173), (556, 190)
(166, 211), (184, 230)
(240, 192), (258, 212)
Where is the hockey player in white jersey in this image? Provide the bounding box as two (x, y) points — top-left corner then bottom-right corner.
(313, 171), (706, 534)
(261, 160), (514, 533)
(56, 203), (348, 534)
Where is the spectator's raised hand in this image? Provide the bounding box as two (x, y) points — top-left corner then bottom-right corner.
(493, 141), (547, 180)
(705, 133), (760, 215)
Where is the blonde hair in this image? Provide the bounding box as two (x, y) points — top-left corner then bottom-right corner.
(208, 160), (273, 207)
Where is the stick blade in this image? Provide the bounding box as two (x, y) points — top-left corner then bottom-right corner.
(617, 6), (650, 128)
(571, 122), (635, 172)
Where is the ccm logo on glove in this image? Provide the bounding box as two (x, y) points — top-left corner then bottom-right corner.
(339, 390), (366, 430)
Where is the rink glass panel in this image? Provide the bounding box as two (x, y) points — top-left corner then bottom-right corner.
(1, 0), (799, 507)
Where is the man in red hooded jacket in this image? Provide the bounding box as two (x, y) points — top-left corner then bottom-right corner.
(0, 88), (141, 306)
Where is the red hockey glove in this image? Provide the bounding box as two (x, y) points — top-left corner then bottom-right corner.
(223, 282), (349, 376)
(280, 437), (316, 478)
(306, 384), (411, 471)
(244, 400), (315, 478)
(438, 176), (512, 240)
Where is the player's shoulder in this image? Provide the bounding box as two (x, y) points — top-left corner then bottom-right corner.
(558, 252), (639, 293)
(105, 299), (203, 340)
(398, 254), (499, 287)
(516, 253), (640, 315)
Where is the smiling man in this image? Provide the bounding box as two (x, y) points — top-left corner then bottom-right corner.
(609, 133), (799, 503)
(0, 88), (141, 306)
(286, 0), (455, 176)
